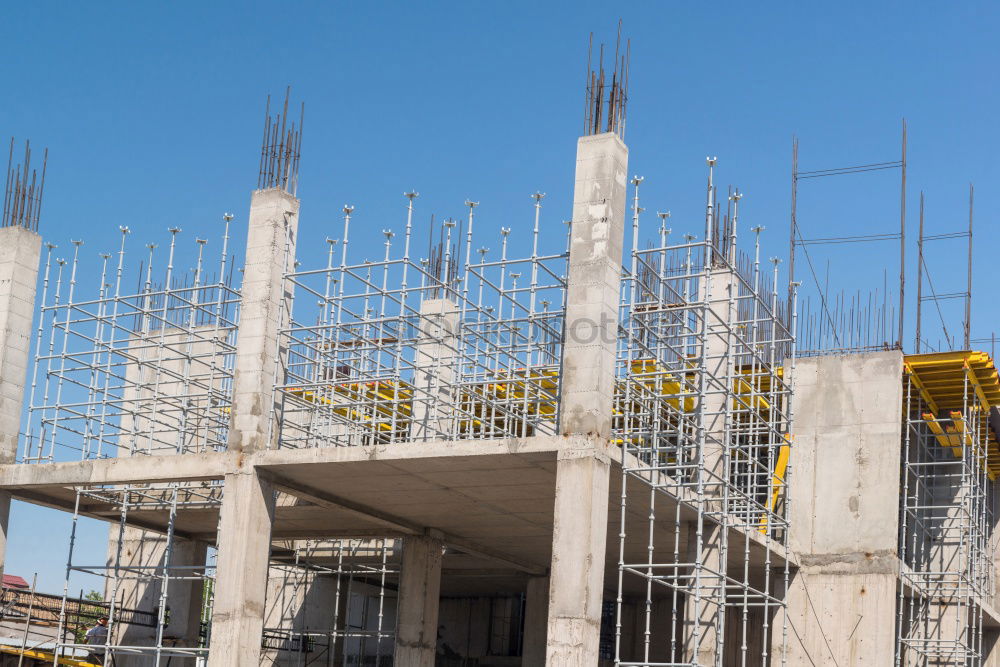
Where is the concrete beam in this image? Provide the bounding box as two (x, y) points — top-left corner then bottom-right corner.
(0, 452), (232, 489)
(250, 433), (561, 468)
(265, 470), (421, 536)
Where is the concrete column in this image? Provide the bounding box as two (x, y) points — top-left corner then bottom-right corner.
(227, 188), (299, 453)
(773, 351), (904, 666)
(208, 470), (276, 666)
(208, 188), (298, 667)
(394, 534), (443, 667)
(0, 225), (42, 578)
(545, 132), (627, 667)
(546, 445), (612, 665)
(523, 575), (550, 665)
(558, 132), (627, 439)
(410, 298), (459, 441)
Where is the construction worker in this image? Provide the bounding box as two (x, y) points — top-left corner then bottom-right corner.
(85, 616), (109, 664)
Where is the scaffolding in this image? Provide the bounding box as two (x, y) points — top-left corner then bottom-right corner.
(276, 195), (568, 449)
(20, 220), (241, 462)
(897, 352), (998, 666)
(612, 169), (796, 665)
(51, 483), (219, 665)
(263, 539), (399, 666)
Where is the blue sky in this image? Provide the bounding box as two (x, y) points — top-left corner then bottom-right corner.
(3, 2), (997, 593)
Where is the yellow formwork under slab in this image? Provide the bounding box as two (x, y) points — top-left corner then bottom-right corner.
(0, 645), (100, 666)
(905, 350), (1000, 478)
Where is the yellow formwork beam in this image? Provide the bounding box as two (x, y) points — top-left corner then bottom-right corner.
(0, 645), (102, 666)
(906, 350), (1000, 478)
(923, 412), (963, 458)
(758, 438), (791, 534)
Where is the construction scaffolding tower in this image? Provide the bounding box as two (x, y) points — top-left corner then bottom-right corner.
(263, 539), (399, 666)
(20, 221), (240, 463)
(613, 168), (795, 665)
(51, 483), (218, 665)
(897, 352), (998, 666)
(277, 195), (568, 450)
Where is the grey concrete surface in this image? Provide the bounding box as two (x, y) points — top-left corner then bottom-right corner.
(0, 226), (42, 582)
(227, 188), (299, 454)
(208, 187), (299, 666)
(394, 534), (443, 667)
(558, 132), (628, 439)
(776, 351), (904, 666)
(522, 575), (549, 666)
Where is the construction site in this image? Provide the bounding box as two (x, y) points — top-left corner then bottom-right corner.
(0, 29), (996, 667)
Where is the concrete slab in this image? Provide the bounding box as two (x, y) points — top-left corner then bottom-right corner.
(3, 435), (794, 598)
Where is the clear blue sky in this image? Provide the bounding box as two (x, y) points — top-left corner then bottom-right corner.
(3, 1), (997, 594)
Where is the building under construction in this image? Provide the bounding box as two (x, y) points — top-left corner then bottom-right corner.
(0, 33), (997, 667)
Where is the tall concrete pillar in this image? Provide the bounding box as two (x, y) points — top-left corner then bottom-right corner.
(773, 351), (904, 666)
(227, 188), (299, 454)
(208, 188), (299, 667)
(546, 131), (627, 666)
(394, 534), (443, 667)
(0, 225), (43, 577)
(209, 470), (277, 665)
(410, 298), (459, 441)
(522, 575), (550, 665)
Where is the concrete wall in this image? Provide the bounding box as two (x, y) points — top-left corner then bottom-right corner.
(776, 351), (904, 666)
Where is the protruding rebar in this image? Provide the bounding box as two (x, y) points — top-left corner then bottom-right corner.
(258, 88), (305, 195)
(2, 137), (47, 232)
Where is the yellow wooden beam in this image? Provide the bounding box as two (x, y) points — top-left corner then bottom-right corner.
(923, 412), (962, 457)
(906, 364), (939, 414)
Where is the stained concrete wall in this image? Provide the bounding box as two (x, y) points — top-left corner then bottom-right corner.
(775, 351), (904, 666)
(0, 226), (42, 582)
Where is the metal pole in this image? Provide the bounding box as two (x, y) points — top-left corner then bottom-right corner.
(16, 573), (37, 667)
(915, 192), (924, 353)
(898, 119), (907, 350)
(965, 183), (973, 350)
(788, 137), (798, 323)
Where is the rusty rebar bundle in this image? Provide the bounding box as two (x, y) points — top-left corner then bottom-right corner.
(584, 21), (630, 139)
(2, 137), (47, 232)
(258, 87), (304, 195)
